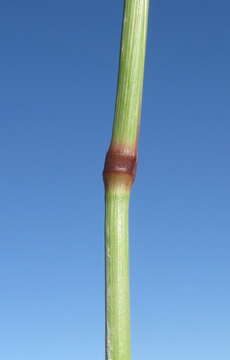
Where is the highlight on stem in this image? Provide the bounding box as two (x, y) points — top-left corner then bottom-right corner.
(103, 1), (149, 359)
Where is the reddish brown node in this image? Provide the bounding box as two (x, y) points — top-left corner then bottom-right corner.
(103, 146), (137, 188)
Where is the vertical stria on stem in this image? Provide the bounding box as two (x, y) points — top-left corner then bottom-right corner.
(103, 1), (149, 359)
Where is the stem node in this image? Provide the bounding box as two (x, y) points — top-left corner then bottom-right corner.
(103, 146), (137, 189)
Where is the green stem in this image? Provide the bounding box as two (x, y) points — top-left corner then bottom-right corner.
(104, 1), (149, 359)
(112, 0), (149, 148)
(105, 188), (131, 360)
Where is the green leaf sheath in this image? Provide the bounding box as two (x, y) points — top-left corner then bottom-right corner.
(112, 0), (149, 149)
(105, 189), (131, 360)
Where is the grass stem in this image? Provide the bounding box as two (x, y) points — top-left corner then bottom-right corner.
(103, 1), (149, 359)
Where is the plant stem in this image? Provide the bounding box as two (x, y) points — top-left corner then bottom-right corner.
(112, 0), (149, 150)
(103, 1), (149, 359)
(105, 187), (131, 360)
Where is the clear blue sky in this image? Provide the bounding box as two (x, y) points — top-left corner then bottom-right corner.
(1, 0), (230, 359)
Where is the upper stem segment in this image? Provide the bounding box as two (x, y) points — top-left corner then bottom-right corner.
(111, 0), (149, 152)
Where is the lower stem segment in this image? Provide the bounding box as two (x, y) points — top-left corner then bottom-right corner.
(105, 187), (131, 360)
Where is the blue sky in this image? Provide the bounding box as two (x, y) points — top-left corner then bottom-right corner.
(0, 0), (230, 359)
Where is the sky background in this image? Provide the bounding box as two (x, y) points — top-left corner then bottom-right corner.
(1, 0), (230, 359)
